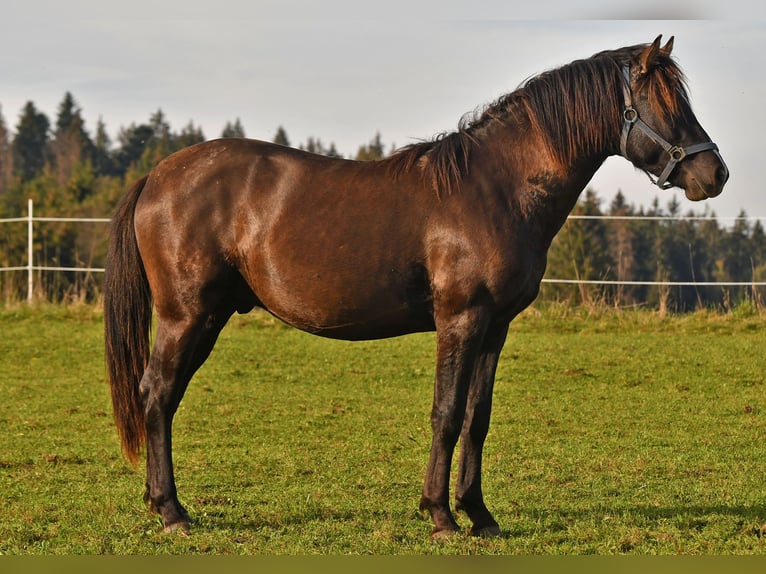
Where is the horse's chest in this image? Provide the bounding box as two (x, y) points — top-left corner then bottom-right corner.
(487, 242), (548, 314)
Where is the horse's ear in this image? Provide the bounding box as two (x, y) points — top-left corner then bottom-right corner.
(661, 36), (675, 56)
(639, 35), (663, 74)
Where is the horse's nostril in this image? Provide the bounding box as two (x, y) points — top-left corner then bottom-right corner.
(716, 164), (729, 186)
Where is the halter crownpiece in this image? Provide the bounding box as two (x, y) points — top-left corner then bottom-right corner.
(619, 64), (721, 190)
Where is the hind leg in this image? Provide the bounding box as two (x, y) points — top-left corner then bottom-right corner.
(140, 305), (234, 532)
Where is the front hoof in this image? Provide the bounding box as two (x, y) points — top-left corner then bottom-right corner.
(470, 524), (501, 538)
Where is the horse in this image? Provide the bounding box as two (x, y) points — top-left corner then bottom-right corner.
(104, 36), (728, 538)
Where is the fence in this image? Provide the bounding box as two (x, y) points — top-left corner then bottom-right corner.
(540, 214), (766, 292)
(1, 199), (766, 303)
(0, 199), (110, 301)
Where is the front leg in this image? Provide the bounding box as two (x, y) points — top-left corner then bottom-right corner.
(454, 323), (508, 537)
(420, 310), (489, 537)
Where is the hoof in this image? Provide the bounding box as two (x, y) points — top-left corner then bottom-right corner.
(431, 527), (460, 541)
(470, 524), (501, 538)
(163, 520), (191, 535)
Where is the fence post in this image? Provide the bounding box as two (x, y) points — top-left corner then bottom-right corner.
(27, 198), (33, 302)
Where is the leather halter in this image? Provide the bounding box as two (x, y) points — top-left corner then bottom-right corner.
(620, 64), (720, 189)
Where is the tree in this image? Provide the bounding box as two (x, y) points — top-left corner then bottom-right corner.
(750, 220), (766, 302)
(750, 220), (766, 271)
(301, 136), (342, 158)
(222, 118), (246, 138)
(324, 142), (342, 158)
(606, 191), (636, 305)
(114, 122), (154, 175)
(721, 210), (753, 284)
(175, 121), (205, 149)
(92, 117), (115, 176)
(651, 196), (706, 311)
(0, 104), (13, 191)
(272, 125), (290, 147)
(50, 92), (94, 186)
(54, 93), (86, 137)
(355, 132), (385, 161)
(545, 189), (610, 305)
(12, 101), (50, 182)
(149, 109), (172, 154)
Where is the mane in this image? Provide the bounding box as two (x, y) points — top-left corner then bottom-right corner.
(386, 43), (689, 196)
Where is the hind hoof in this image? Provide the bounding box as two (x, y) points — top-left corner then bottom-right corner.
(430, 526), (460, 540)
(470, 524), (501, 538)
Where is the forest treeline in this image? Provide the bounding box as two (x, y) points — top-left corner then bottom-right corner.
(0, 92), (763, 309)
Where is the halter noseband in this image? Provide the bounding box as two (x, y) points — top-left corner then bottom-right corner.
(620, 64), (719, 190)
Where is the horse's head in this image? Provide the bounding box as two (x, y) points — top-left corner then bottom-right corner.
(619, 35), (729, 201)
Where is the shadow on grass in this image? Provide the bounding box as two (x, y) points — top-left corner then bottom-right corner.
(180, 500), (766, 541)
(503, 503), (766, 537)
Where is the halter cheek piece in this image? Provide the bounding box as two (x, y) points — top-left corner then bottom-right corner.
(620, 64), (720, 190)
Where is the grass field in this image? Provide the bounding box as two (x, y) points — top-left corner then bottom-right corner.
(1, 303), (765, 554)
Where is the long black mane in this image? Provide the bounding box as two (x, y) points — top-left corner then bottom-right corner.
(387, 43), (689, 196)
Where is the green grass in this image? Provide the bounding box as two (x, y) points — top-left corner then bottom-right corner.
(1, 304), (765, 554)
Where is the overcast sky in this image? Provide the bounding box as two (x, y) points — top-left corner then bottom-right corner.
(3, 1), (764, 219)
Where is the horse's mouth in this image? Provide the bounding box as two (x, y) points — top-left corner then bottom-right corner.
(684, 184), (708, 202)
(685, 180), (723, 201)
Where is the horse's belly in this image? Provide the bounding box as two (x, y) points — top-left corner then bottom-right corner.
(245, 260), (435, 341)
(261, 292), (435, 341)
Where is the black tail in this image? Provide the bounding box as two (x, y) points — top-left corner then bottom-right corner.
(104, 175), (152, 466)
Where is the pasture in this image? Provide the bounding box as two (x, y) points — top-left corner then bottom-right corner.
(1, 304), (765, 554)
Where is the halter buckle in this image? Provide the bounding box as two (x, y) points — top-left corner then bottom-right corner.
(669, 146), (686, 162)
(623, 107), (638, 124)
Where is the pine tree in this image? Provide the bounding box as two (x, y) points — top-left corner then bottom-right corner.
(114, 122), (154, 175)
(750, 220), (766, 271)
(92, 117), (114, 176)
(54, 93), (78, 134)
(149, 109), (172, 155)
(545, 189), (609, 304)
(0, 104), (13, 191)
(300, 136), (341, 157)
(176, 121), (205, 149)
(355, 132), (385, 161)
(302, 137), (321, 154)
(12, 101), (50, 182)
(750, 220), (766, 301)
(222, 118), (246, 138)
(606, 191), (636, 305)
(722, 210), (753, 284)
(273, 126), (290, 147)
(324, 142), (342, 158)
(50, 92), (94, 186)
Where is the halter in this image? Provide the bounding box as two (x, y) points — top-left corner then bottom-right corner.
(620, 64), (720, 190)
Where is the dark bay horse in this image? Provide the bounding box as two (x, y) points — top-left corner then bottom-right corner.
(105, 36), (728, 537)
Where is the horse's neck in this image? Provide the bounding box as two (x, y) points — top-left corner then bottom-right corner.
(484, 121), (609, 246)
(523, 167), (604, 247)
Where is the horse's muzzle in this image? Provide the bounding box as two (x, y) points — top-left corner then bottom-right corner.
(683, 149), (729, 201)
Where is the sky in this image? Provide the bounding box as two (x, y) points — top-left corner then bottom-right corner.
(2, 1), (765, 219)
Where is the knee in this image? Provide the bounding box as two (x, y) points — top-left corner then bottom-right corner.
(465, 400), (492, 440)
(138, 372), (176, 421)
(431, 407), (463, 442)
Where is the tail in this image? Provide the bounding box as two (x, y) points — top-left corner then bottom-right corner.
(104, 175), (152, 466)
